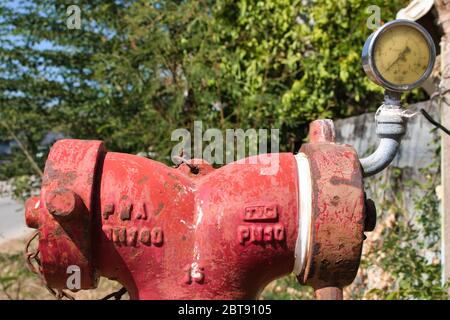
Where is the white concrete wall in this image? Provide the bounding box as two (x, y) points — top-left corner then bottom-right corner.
(335, 100), (439, 169)
(0, 183), (30, 245)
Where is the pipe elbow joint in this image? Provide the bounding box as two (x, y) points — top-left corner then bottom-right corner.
(360, 105), (408, 177)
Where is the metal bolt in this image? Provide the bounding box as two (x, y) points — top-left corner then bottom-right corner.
(308, 119), (336, 143)
(364, 198), (377, 232)
(45, 188), (79, 218)
(314, 286), (343, 300)
(25, 196), (41, 229)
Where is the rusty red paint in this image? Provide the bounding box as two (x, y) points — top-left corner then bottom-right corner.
(45, 188), (78, 218)
(25, 119), (370, 299)
(298, 121), (365, 294)
(95, 151), (299, 299)
(309, 119), (336, 143)
(36, 139), (105, 289)
(26, 141), (300, 298)
(314, 286), (344, 300)
(25, 196), (40, 229)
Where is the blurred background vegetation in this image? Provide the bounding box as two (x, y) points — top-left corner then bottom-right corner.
(0, 0), (413, 184)
(0, 0), (446, 299)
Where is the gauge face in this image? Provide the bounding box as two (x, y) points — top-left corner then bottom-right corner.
(362, 20), (435, 92)
(374, 25), (430, 85)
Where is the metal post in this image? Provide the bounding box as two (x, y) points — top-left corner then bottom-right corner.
(435, 0), (450, 292)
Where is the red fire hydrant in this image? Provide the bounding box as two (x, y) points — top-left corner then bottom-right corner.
(24, 120), (374, 300)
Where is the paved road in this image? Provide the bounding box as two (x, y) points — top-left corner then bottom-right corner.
(0, 196), (30, 245)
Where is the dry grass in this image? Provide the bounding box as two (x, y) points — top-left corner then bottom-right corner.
(0, 235), (128, 300)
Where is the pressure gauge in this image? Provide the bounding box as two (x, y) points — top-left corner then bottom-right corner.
(362, 19), (435, 92)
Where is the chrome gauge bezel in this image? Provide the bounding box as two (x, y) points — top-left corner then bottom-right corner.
(362, 19), (436, 92)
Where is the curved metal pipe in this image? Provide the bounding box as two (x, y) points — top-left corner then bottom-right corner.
(360, 137), (401, 177)
(360, 103), (407, 177)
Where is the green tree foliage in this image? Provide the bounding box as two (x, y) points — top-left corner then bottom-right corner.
(0, 0), (410, 179)
(360, 141), (449, 300)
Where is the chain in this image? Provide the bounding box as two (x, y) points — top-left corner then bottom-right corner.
(24, 231), (127, 300)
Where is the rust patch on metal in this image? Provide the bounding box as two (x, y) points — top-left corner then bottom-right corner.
(34, 139), (105, 289)
(120, 203), (132, 221)
(299, 140), (365, 290)
(138, 175), (149, 185)
(154, 202), (164, 216)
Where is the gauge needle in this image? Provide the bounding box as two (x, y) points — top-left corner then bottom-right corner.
(386, 46), (411, 71)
